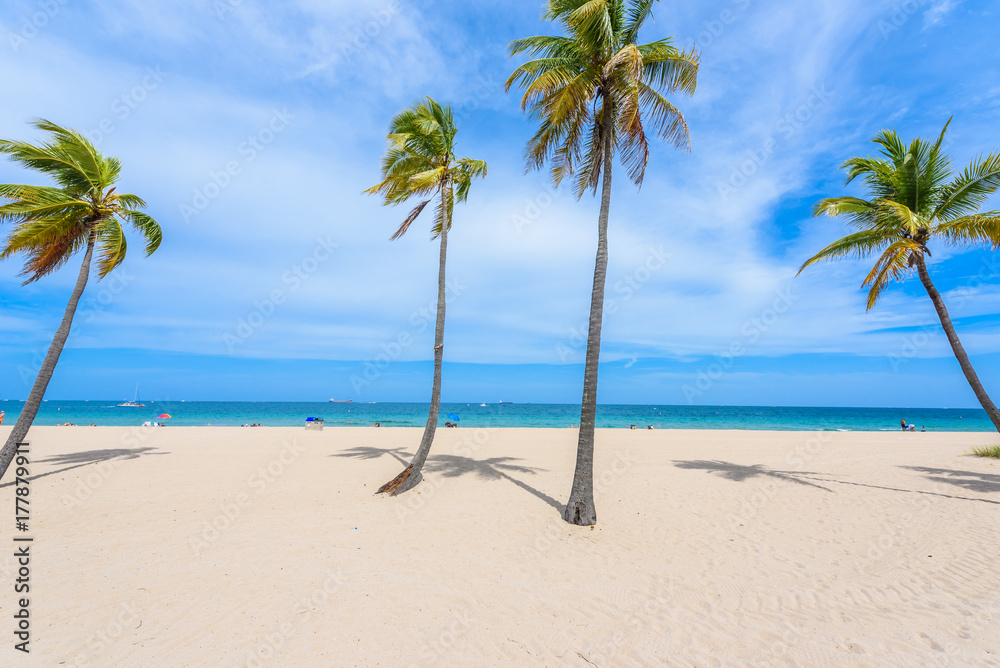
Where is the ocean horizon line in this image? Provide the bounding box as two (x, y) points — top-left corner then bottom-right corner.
(2, 400), (992, 432)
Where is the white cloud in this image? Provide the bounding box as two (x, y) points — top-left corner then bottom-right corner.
(923, 0), (960, 29)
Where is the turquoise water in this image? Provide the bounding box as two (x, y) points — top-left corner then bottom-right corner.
(0, 400), (993, 431)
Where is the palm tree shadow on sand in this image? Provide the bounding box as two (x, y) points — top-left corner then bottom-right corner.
(673, 460), (834, 492)
(900, 466), (1000, 494)
(0, 446), (169, 489)
(673, 460), (1000, 505)
(336, 446), (563, 513)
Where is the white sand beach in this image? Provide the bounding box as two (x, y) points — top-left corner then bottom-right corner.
(1, 426), (998, 666)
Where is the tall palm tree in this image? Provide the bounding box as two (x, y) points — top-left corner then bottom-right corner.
(364, 98), (488, 495)
(506, 0), (698, 524)
(800, 120), (1000, 433)
(0, 120), (162, 481)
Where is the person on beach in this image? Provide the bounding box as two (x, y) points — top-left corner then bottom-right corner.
(900, 419), (907, 431)
(0, 410), (4, 425)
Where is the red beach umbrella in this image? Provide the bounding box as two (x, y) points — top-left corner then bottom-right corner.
(157, 414), (172, 419)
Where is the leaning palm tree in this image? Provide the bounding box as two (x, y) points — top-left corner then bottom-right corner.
(0, 119), (162, 481)
(364, 98), (488, 495)
(506, 0), (698, 524)
(800, 119), (1000, 433)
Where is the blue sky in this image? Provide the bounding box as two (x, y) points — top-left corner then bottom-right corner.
(0, 0), (998, 406)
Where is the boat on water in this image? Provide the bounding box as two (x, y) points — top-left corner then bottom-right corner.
(329, 399), (353, 403)
(118, 384), (146, 408)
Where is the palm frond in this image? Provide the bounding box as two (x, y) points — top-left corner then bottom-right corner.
(933, 152), (1000, 221)
(871, 129), (907, 165)
(636, 82), (690, 151)
(123, 209), (162, 255)
(574, 103), (608, 197)
(0, 185), (91, 223)
(813, 196), (875, 216)
(508, 35), (580, 60)
(615, 84), (650, 186)
(604, 43), (643, 81)
(430, 181), (454, 240)
(409, 166), (447, 191)
(0, 217), (90, 284)
(933, 212), (1000, 249)
(639, 41), (699, 96)
(798, 228), (898, 274)
(95, 217), (127, 278)
(622, 0), (656, 45)
(390, 199), (431, 241)
(879, 200), (924, 237)
(861, 241), (919, 310)
(0, 119), (109, 193)
(454, 159), (489, 203)
(114, 192), (148, 210)
(562, 0), (615, 53)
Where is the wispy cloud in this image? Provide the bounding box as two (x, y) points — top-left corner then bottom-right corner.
(924, 0), (960, 29)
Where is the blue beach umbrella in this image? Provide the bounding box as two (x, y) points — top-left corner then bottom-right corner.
(447, 414), (460, 422)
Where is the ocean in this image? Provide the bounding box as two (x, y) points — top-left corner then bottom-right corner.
(0, 400), (993, 431)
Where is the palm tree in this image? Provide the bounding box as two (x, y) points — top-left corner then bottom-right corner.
(800, 120), (1000, 433)
(506, 0), (698, 524)
(0, 120), (162, 481)
(364, 98), (488, 495)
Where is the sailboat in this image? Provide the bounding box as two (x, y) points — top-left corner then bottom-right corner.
(118, 384), (145, 408)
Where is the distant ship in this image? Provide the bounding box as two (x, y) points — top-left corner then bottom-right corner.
(329, 399), (353, 403)
(118, 384), (146, 408)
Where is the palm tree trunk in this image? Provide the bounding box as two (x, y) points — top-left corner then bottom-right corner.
(0, 230), (97, 481)
(564, 96), (615, 525)
(377, 188), (450, 495)
(914, 252), (1000, 433)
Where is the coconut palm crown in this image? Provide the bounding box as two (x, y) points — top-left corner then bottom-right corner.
(801, 119), (1000, 309)
(506, 0), (699, 196)
(1, 119), (161, 282)
(365, 98), (487, 241)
